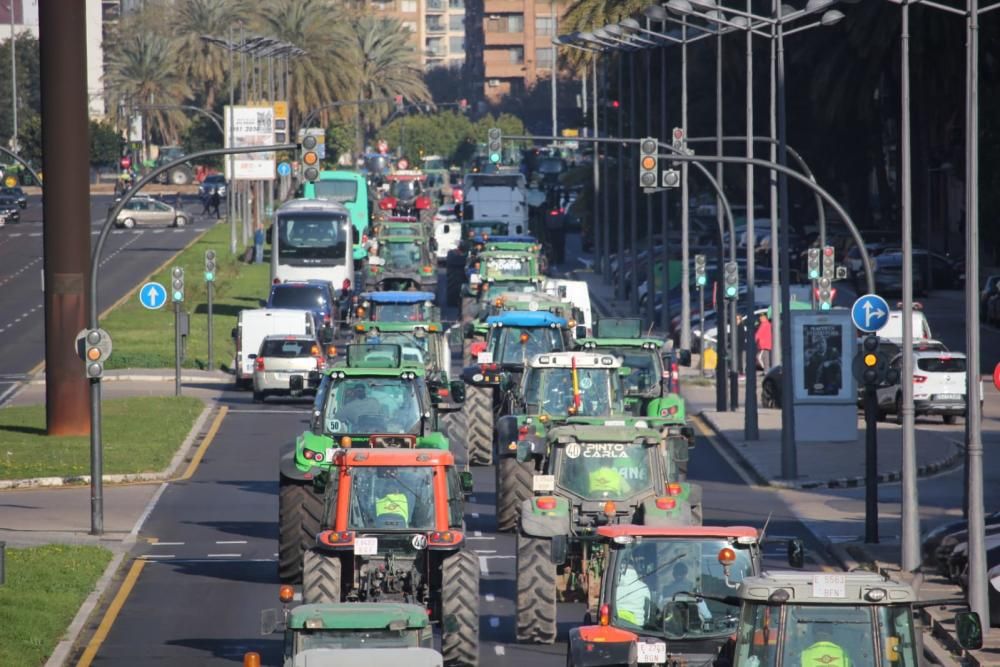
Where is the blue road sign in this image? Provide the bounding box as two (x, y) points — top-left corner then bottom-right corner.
(277, 161), (292, 177)
(139, 282), (167, 310)
(851, 294), (890, 333)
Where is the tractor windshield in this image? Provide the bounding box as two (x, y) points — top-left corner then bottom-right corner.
(372, 302), (427, 322)
(612, 539), (752, 640)
(482, 255), (534, 280)
(523, 367), (620, 416)
(389, 180), (421, 200)
(492, 327), (566, 363)
(734, 603), (915, 666)
(555, 443), (653, 500)
(323, 378), (423, 434)
(348, 466), (437, 530)
(381, 242), (425, 271)
(608, 348), (662, 395)
(295, 626), (431, 653)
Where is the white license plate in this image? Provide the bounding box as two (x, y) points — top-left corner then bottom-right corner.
(936, 394), (962, 400)
(532, 475), (555, 492)
(636, 641), (667, 664)
(812, 574), (847, 598)
(354, 537), (378, 555)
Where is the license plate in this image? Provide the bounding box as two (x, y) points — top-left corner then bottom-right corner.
(936, 394), (962, 400)
(812, 574), (847, 598)
(354, 537), (378, 556)
(533, 475), (555, 492)
(636, 641), (667, 664)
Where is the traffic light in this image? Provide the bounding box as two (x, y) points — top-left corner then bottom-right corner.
(671, 127), (686, 153)
(723, 261), (739, 299)
(860, 335), (880, 385)
(300, 135), (320, 182)
(204, 249), (217, 282)
(822, 245), (835, 279)
(817, 276), (833, 310)
(639, 137), (658, 190)
(694, 254), (707, 287)
(662, 169), (680, 188)
(171, 266), (185, 302)
(487, 128), (502, 164)
(807, 247), (820, 280)
(80, 328), (112, 379)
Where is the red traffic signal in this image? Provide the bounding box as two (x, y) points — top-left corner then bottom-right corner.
(610, 100), (620, 108)
(120, 156), (131, 170)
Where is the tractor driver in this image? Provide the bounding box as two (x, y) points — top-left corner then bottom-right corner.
(338, 383), (383, 430)
(373, 473), (411, 528)
(615, 542), (656, 627)
(799, 624), (851, 667)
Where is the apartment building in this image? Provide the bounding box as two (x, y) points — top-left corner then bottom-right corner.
(372, 0), (467, 72)
(480, 0), (564, 102)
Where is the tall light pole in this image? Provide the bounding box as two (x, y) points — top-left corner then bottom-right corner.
(551, 0), (558, 138)
(8, 0), (16, 151)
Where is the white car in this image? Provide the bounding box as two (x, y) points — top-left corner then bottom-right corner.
(876, 350), (970, 424)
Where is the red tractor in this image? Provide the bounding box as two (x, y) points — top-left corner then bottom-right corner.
(302, 447), (480, 666)
(377, 171), (434, 223)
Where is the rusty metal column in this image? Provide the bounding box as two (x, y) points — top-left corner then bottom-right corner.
(40, 1), (90, 435)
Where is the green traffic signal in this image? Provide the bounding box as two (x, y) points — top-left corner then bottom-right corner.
(808, 269), (820, 279)
(204, 272), (215, 282)
(173, 290), (183, 301)
(820, 302), (831, 310)
(696, 276), (706, 287)
(726, 286), (737, 297)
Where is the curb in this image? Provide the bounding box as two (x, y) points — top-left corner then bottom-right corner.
(25, 373), (233, 386)
(0, 402), (215, 490)
(696, 410), (965, 490)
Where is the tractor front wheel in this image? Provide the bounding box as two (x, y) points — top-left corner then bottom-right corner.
(516, 533), (557, 643)
(278, 476), (323, 584)
(496, 456), (533, 532)
(440, 549), (480, 666)
(302, 549), (343, 604)
(464, 385), (493, 466)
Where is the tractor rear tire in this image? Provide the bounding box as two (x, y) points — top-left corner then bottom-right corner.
(441, 549), (480, 666)
(464, 385), (493, 466)
(496, 456), (533, 532)
(303, 549), (343, 604)
(440, 411), (468, 465)
(516, 533), (557, 644)
(278, 477), (323, 584)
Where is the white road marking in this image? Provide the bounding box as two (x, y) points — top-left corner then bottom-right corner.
(140, 554), (176, 559)
(485, 593), (495, 602)
(467, 536), (495, 541)
(207, 553), (242, 558)
(470, 512), (479, 518)
(215, 540), (248, 545)
(151, 541), (185, 546)
(478, 556), (489, 575)
(474, 550), (497, 554)
(8, 232), (19, 237)
(494, 646), (506, 656)
(28, 232), (40, 237)
(473, 530), (482, 537)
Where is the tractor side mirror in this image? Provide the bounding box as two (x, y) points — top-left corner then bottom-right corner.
(955, 611), (983, 650)
(676, 349), (692, 367)
(575, 325), (587, 339)
(260, 608), (285, 635)
(450, 380), (466, 403)
(310, 409), (323, 435)
(787, 539), (805, 569)
(459, 471), (474, 495)
(231, 327), (238, 340)
(463, 322), (476, 338)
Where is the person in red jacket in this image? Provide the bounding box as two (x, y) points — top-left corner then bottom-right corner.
(755, 312), (773, 370)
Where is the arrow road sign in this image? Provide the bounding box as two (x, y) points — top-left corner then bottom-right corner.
(851, 294), (890, 333)
(139, 282), (167, 310)
(277, 161), (292, 177)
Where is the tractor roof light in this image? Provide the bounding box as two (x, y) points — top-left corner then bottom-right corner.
(717, 547), (737, 566)
(279, 585), (295, 603)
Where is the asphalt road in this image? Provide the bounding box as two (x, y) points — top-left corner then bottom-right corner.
(0, 193), (221, 404)
(78, 259), (838, 666)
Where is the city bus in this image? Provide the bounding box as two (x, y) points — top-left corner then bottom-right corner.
(270, 199), (355, 293)
(302, 170), (369, 260)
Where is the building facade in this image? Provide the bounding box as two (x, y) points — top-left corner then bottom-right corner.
(479, 0), (564, 102)
(372, 0), (467, 73)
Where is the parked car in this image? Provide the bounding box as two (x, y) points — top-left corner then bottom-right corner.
(113, 196), (189, 228)
(876, 350), (969, 424)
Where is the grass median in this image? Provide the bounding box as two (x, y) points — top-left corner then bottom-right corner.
(0, 544), (113, 666)
(102, 222), (270, 371)
(0, 396), (204, 480)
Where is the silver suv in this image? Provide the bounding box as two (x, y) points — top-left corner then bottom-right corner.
(252, 335), (325, 402)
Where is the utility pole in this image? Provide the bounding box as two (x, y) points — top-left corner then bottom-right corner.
(40, 0), (90, 435)
(9, 0), (16, 151)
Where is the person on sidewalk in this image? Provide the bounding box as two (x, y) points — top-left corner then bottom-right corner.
(209, 188), (221, 219)
(254, 223), (265, 264)
(755, 313), (773, 371)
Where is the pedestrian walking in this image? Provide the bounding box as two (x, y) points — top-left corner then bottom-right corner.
(254, 223), (265, 264)
(755, 312), (773, 370)
(201, 190), (211, 215)
(209, 188), (221, 219)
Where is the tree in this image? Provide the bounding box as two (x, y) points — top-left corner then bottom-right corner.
(379, 111), (474, 163)
(89, 120), (122, 167)
(171, 0), (245, 111)
(103, 30), (193, 146)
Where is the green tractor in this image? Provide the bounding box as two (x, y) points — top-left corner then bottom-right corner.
(351, 290), (439, 326)
(364, 235), (437, 292)
(460, 310), (573, 465)
(278, 344), (462, 584)
(256, 595), (442, 666)
(462, 249), (542, 322)
(513, 422), (702, 643)
(444, 221), (511, 306)
(493, 351), (628, 531)
(462, 289), (578, 366)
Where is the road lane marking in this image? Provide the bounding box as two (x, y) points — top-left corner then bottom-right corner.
(494, 646), (505, 656)
(216, 540), (247, 544)
(76, 559), (146, 667)
(139, 554), (175, 559)
(152, 541), (185, 546)
(207, 553), (242, 558)
(474, 550), (497, 554)
(467, 536), (495, 541)
(470, 512), (479, 518)
(178, 406), (229, 480)
(473, 530), (482, 537)
(485, 593), (495, 602)
(478, 556), (489, 575)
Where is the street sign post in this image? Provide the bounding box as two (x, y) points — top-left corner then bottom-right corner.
(851, 294), (890, 333)
(138, 282), (167, 310)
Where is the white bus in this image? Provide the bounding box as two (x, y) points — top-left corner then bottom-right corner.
(270, 199), (355, 291)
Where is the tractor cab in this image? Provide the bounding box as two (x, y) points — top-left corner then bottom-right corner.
(377, 170), (432, 222)
(354, 291), (438, 323)
(566, 525), (769, 666)
(364, 235), (436, 292)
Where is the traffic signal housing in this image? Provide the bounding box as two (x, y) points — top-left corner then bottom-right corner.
(301, 135), (320, 182)
(817, 277), (833, 310)
(171, 266), (185, 302)
(204, 250), (217, 282)
(671, 127), (686, 153)
(807, 247), (820, 280)
(487, 128), (502, 164)
(822, 245), (835, 278)
(723, 261), (739, 299)
(860, 335), (880, 385)
(662, 169), (680, 188)
(79, 328), (113, 379)
(694, 254), (707, 287)
(639, 137), (658, 190)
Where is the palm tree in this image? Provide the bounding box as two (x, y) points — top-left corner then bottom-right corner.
(344, 15), (431, 146)
(252, 0), (354, 127)
(171, 0), (246, 111)
(104, 30), (193, 146)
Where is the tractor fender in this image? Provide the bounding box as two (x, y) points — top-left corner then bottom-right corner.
(567, 626), (635, 667)
(280, 447), (312, 481)
(417, 431), (449, 450)
(647, 394), (685, 421)
(519, 497), (571, 538)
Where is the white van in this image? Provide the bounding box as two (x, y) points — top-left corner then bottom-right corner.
(433, 218), (461, 260)
(233, 308), (316, 387)
(543, 278), (593, 337)
(876, 309), (932, 343)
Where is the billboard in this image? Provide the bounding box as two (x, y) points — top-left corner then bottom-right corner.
(791, 309), (858, 442)
(225, 105), (275, 181)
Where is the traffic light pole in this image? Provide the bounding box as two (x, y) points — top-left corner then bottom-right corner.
(174, 301), (182, 397)
(89, 378), (103, 535)
(698, 285), (705, 377)
(207, 281), (215, 372)
(864, 383), (879, 543)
